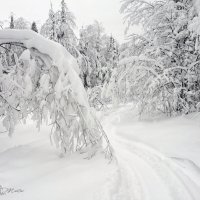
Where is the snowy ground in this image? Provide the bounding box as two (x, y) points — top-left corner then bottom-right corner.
(0, 105), (200, 200)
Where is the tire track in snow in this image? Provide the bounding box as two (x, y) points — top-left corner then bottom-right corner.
(112, 134), (200, 200)
(98, 109), (200, 200)
(95, 159), (144, 200)
(99, 122), (200, 199)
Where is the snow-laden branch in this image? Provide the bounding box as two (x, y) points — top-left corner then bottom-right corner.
(0, 30), (113, 159)
(0, 30), (85, 105)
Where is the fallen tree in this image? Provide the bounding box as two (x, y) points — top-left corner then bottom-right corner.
(0, 30), (113, 159)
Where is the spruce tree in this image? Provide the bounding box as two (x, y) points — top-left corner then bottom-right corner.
(40, 3), (57, 41)
(10, 14), (14, 29)
(58, 0), (77, 55)
(31, 21), (38, 33)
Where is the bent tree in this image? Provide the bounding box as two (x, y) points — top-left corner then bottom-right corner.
(0, 30), (113, 159)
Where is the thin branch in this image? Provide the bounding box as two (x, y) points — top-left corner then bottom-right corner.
(0, 94), (21, 112)
(0, 42), (26, 50)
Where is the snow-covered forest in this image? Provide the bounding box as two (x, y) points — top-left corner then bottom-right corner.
(0, 0), (200, 199)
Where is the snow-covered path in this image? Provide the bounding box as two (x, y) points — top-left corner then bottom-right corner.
(0, 105), (200, 200)
(102, 136), (200, 200)
(99, 106), (200, 200)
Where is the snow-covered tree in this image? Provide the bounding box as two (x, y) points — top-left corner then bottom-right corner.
(40, 3), (59, 41)
(0, 21), (3, 29)
(31, 21), (38, 33)
(14, 17), (29, 29)
(111, 0), (200, 116)
(41, 1), (77, 57)
(78, 21), (104, 88)
(57, 0), (77, 55)
(78, 22), (119, 89)
(102, 35), (119, 82)
(0, 30), (113, 159)
(78, 23), (120, 109)
(9, 14), (14, 29)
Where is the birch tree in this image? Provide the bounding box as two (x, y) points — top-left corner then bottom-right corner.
(0, 30), (113, 159)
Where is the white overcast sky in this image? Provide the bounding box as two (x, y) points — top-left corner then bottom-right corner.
(0, 0), (128, 42)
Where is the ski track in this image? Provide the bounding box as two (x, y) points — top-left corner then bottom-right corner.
(97, 113), (200, 200)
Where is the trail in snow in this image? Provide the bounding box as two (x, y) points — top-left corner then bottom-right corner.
(0, 106), (200, 200)
(98, 108), (200, 200)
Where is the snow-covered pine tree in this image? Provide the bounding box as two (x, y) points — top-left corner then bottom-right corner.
(41, 1), (77, 57)
(0, 30), (113, 159)
(10, 14), (14, 29)
(0, 21), (3, 29)
(41, 3), (59, 41)
(31, 21), (38, 33)
(57, 0), (77, 56)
